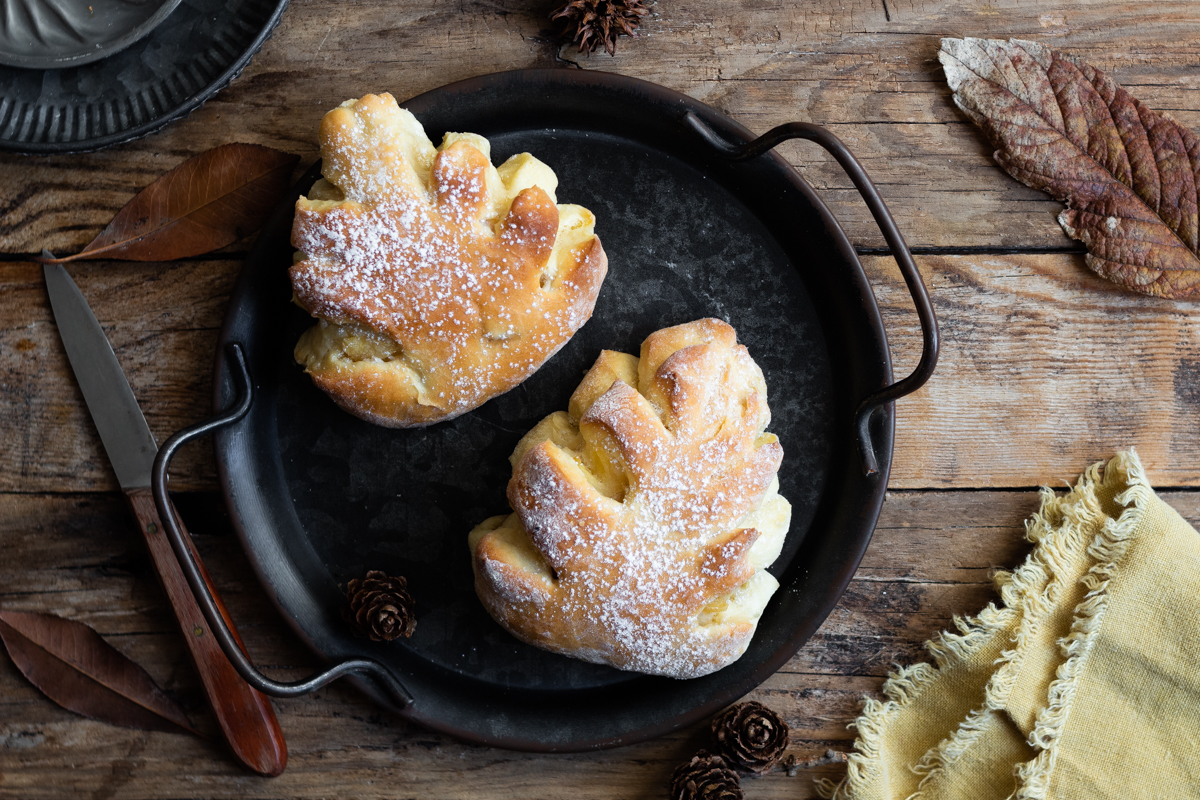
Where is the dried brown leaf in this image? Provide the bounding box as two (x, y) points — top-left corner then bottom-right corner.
(41, 143), (299, 264)
(940, 37), (1200, 298)
(0, 610), (198, 736)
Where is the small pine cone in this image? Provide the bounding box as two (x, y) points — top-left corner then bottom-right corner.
(343, 570), (416, 642)
(550, 0), (650, 56)
(669, 750), (743, 800)
(711, 701), (790, 774)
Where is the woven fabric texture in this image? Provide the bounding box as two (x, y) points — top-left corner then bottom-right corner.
(819, 450), (1200, 799)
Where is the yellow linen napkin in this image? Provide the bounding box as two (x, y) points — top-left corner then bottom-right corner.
(819, 450), (1200, 799)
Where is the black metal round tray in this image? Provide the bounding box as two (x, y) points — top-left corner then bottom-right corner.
(0, 0), (289, 154)
(153, 69), (937, 752)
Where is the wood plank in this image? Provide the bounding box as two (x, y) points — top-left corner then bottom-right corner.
(0, 488), (1030, 798)
(4, 1), (1198, 795)
(0, 259), (237, 493)
(2, 1), (1200, 253)
(866, 254), (1200, 488)
(3, 488), (1195, 797)
(6, 254), (1200, 491)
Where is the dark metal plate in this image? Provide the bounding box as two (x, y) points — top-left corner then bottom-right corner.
(213, 69), (894, 751)
(0, 0), (184, 69)
(0, 0), (289, 154)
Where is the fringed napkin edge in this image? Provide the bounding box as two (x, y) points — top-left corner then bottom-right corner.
(817, 450), (1151, 800)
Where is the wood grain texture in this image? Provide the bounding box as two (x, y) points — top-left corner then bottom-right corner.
(5, 254), (1200, 491)
(2, 1), (1199, 254)
(0, 488), (1049, 799)
(871, 253), (1200, 487)
(5, 488), (1197, 797)
(0, 259), (235, 493)
(4, 0), (1200, 794)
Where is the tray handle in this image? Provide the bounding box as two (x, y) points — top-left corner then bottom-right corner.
(151, 343), (414, 709)
(684, 112), (939, 475)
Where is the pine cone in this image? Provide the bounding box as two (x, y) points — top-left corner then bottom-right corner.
(669, 751), (743, 800)
(711, 701), (790, 774)
(343, 570), (416, 642)
(550, 0), (649, 56)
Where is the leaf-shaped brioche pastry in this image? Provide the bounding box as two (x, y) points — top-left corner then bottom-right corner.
(290, 93), (608, 427)
(468, 319), (792, 679)
(940, 37), (1200, 298)
(0, 610), (198, 736)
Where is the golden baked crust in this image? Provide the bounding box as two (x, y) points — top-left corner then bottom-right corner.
(290, 93), (608, 426)
(468, 319), (791, 679)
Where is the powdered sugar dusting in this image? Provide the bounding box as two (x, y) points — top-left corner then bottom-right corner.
(471, 319), (791, 678)
(290, 93), (607, 425)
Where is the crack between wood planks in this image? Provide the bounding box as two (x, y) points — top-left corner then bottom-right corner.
(0, 251), (247, 263)
(850, 575), (991, 584)
(856, 245), (1085, 256)
(885, 485), (1046, 493)
(1, 246), (1089, 264)
(14, 485), (1200, 498)
(0, 489), (224, 499)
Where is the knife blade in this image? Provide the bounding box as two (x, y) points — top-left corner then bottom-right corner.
(43, 257), (287, 776)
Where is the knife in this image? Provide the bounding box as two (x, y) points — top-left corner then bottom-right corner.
(43, 257), (287, 776)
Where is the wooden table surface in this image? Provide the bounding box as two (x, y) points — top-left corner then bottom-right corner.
(4, 1), (1200, 797)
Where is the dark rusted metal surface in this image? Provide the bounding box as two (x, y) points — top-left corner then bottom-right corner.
(151, 69), (937, 751)
(683, 113), (940, 475)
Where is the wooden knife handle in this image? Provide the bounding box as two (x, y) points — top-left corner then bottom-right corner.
(125, 486), (288, 776)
